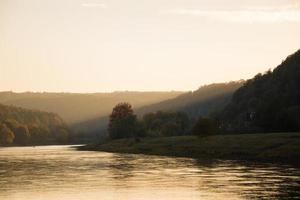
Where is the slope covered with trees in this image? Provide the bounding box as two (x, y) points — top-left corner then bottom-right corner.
(0, 104), (70, 145)
(136, 81), (244, 119)
(106, 102), (191, 140)
(71, 82), (243, 139)
(220, 49), (300, 133)
(0, 91), (182, 125)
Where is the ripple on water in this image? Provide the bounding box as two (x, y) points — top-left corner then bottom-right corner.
(0, 145), (299, 200)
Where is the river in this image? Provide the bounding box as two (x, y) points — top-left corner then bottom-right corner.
(0, 145), (299, 200)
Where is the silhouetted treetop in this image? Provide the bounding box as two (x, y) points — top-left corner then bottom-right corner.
(108, 103), (138, 139)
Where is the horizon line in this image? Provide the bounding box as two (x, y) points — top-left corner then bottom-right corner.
(0, 80), (245, 94)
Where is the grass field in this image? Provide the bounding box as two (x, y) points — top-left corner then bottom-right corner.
(78, 132), (300, 164)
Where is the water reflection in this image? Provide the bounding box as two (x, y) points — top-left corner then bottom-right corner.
(0, 146), (299, 200)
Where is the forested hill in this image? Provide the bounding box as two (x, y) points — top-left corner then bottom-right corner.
(71, 82), (243, 137)
(220, 49), (300, 133)
(136, 81), (244, 119)
(0, 91), (182, 124)
(0, 104), (70, 146)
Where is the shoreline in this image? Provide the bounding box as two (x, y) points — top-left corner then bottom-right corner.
(77, 132), (300, 165)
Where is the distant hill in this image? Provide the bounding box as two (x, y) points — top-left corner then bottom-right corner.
(73, 82), (243, 138)
(0, 91), (183, 124)
(0, 104), (69, 145)
(136, 81), (244, 119)
(220, 49), (300, 133)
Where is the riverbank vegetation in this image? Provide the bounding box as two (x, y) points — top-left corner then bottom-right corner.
(219, 49), (300, 133)
(78, 132), (300, 164)
(80, 49), (300, 164)
(107, 103), (197, 139)
(69, 82), (243, 142)
(0, 104), (70, 146)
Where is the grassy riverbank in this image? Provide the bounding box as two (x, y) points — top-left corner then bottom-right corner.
(78, 132), (300, 164)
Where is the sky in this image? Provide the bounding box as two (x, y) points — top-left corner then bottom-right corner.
(0, 0), (300, 92)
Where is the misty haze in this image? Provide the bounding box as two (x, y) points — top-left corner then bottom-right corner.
(0, 0), (300, 199)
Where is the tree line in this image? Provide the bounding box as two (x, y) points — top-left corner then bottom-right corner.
(107, 49), (300, 140)
(108, 103), (216, 140)
(219, 49), (300, 133)
(0, 104), (70, 146)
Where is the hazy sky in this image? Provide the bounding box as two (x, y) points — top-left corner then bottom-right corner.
(1, 0), (300, 92)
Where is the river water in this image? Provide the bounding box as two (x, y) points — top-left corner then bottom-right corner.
(0, 145), (299, 200)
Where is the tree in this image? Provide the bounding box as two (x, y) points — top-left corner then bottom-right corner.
(14, 125), (30, 145)
(0, 104), (70, 145)
(161, 122), (181, 136)
(192, 118), (216, 137)
(142, 111), (190, 137)
(0, 123), (15, 145)
(55, 128), (69, 143)
(4, 119), (20, 132)
(28, 123), (43, 142)
(220, 49), (300, 133)
(108, 103), (138, 139)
